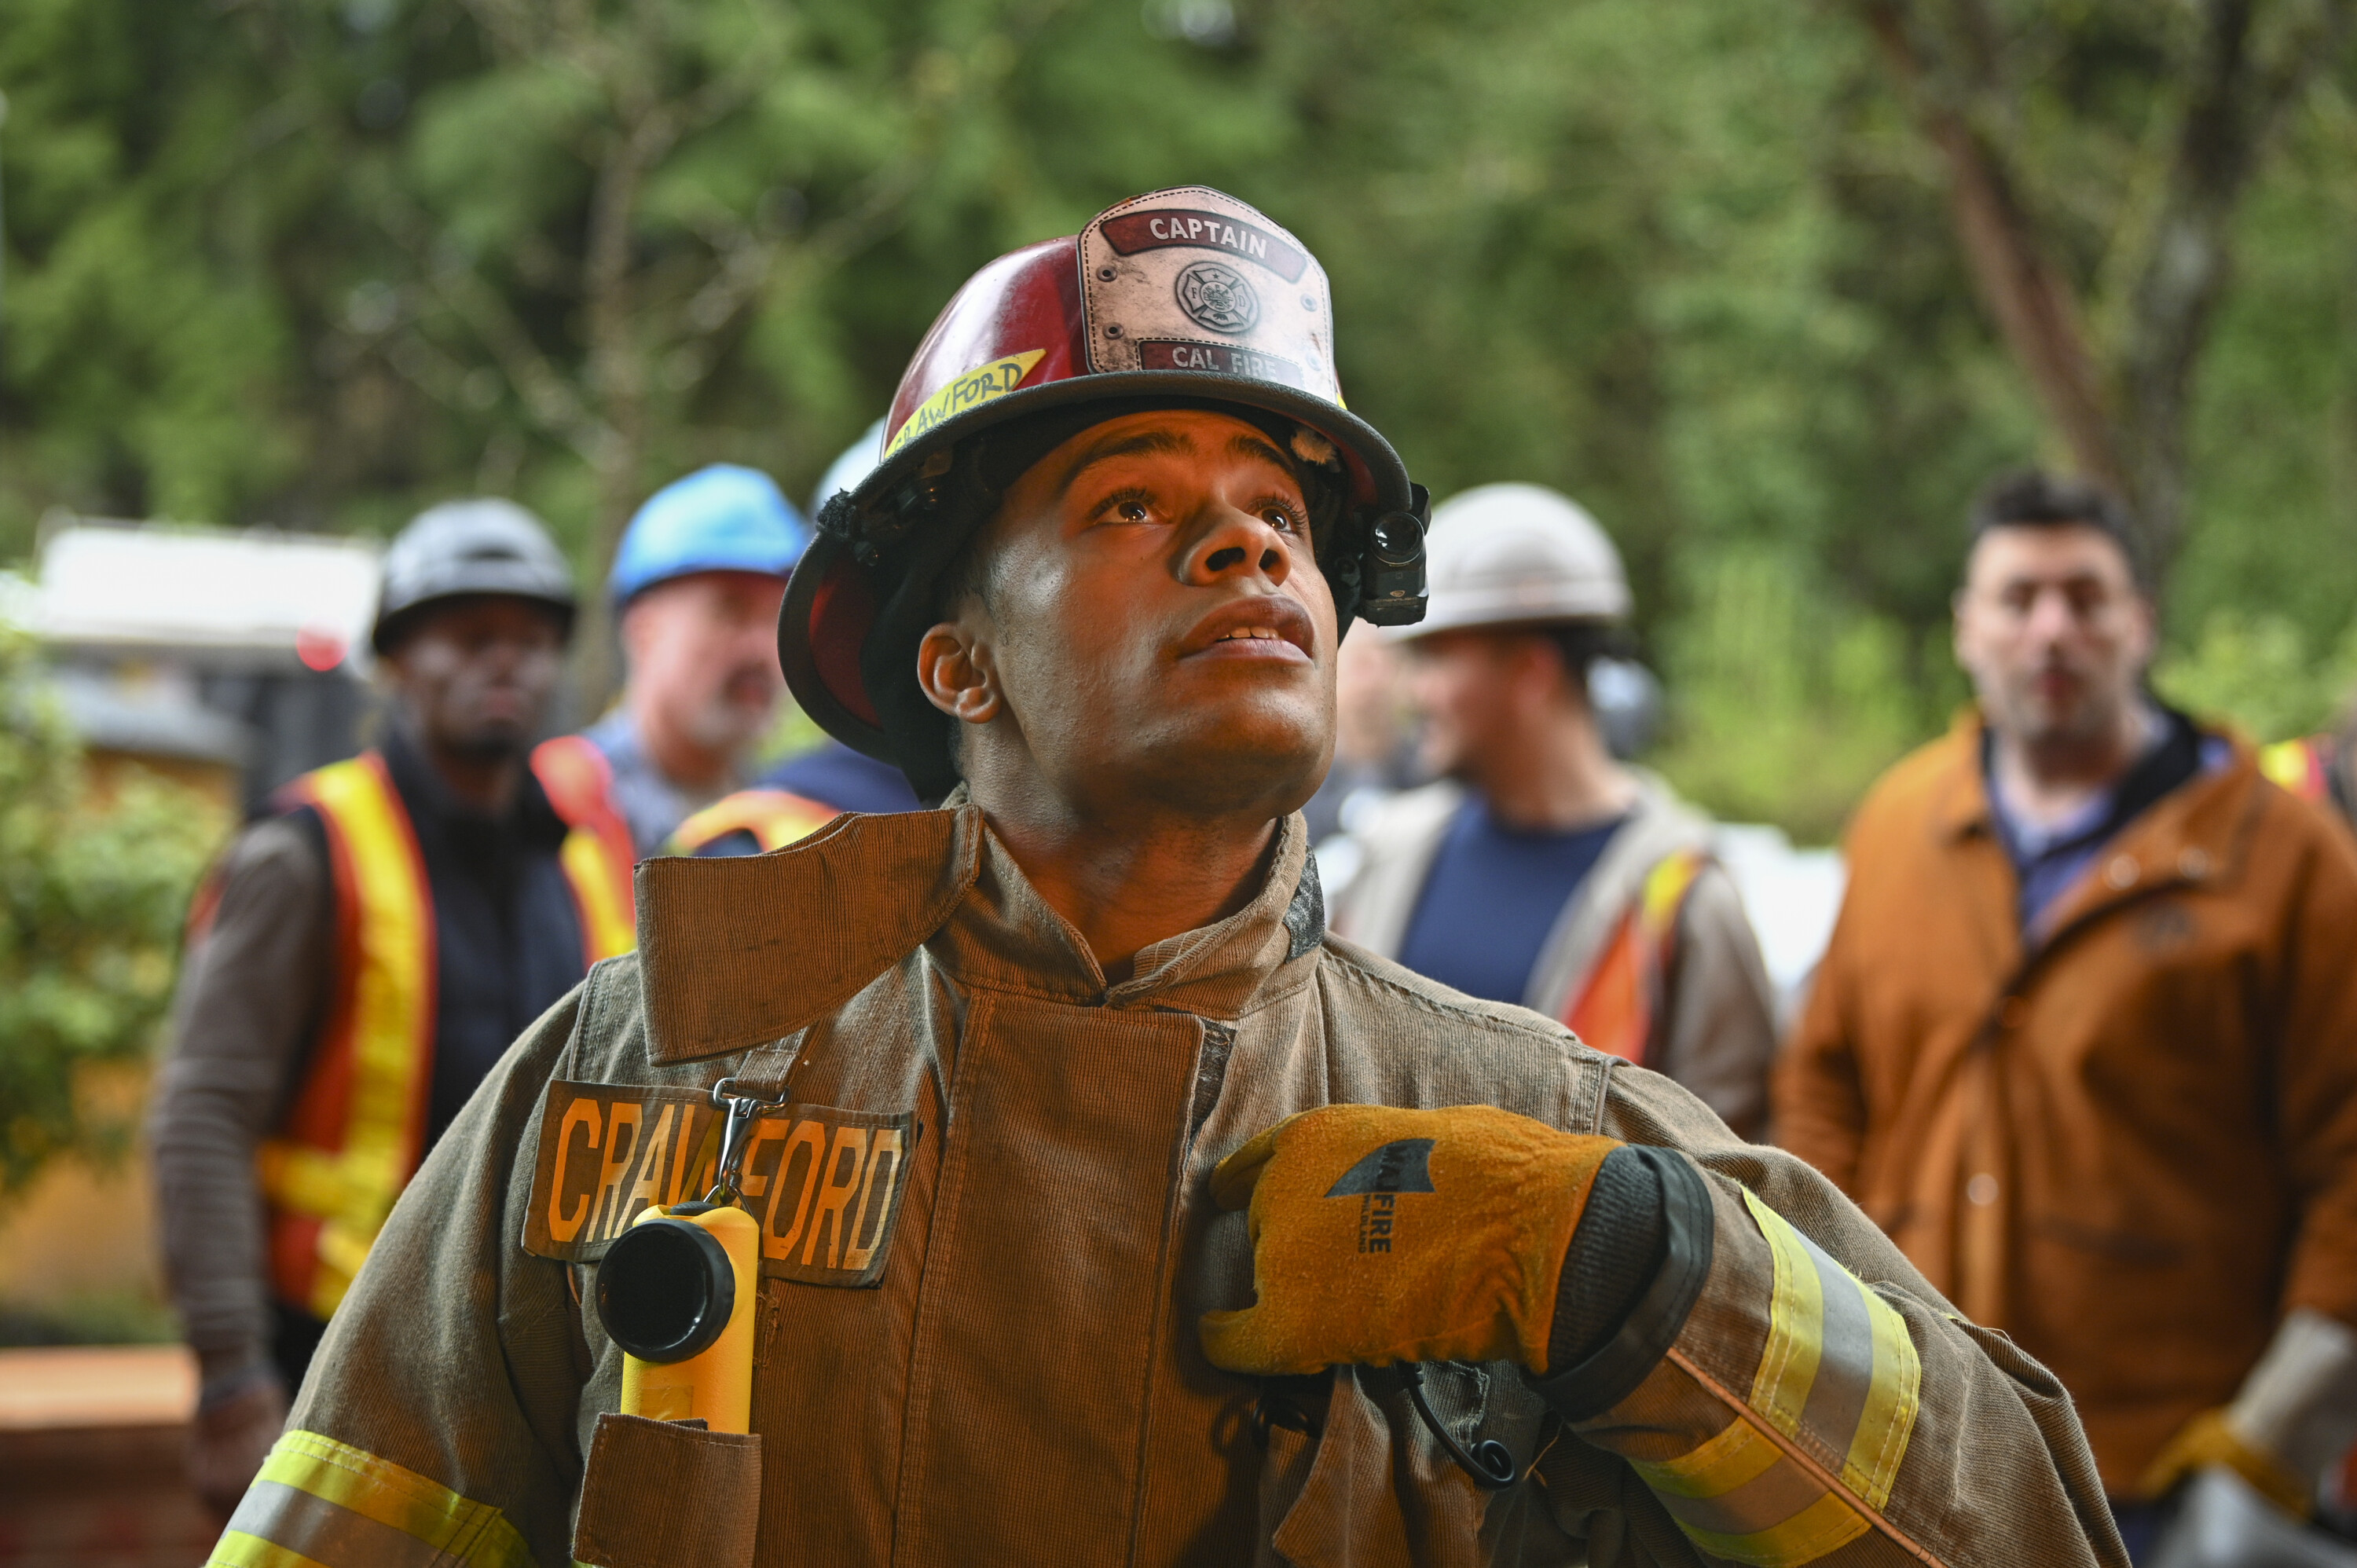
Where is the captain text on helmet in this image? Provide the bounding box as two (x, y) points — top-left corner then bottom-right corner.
(208, 190), (2121, 1568)
(152, 500), (638, 1521)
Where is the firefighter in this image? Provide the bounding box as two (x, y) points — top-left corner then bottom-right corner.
(1776, 471), (2357, 1559)
(585, 464), (808, 853)
(211, 189), (2119, 1567)
(151, 499), (636, 1516)
(1328, 482), (1779, 1138)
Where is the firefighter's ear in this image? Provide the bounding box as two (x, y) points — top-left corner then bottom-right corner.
(916, 621), (1002, 727)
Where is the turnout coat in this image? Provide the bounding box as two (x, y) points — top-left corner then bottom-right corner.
(221, 805), (2117, 1568)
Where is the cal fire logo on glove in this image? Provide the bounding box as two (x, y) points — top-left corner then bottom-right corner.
(522, 1081), (917, 1288)
(1324, 1138), (1436, 1255)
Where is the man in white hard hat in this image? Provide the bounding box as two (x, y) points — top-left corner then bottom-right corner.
(1328, 482), (1779, 1138)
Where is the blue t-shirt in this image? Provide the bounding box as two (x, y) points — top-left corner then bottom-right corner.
(1395, 797), (1626, 1006)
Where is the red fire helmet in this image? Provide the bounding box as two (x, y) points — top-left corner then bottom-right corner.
(779, 185), (1425, 797)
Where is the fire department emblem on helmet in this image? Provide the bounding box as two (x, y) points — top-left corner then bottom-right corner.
(1174, 261), (1259, 335)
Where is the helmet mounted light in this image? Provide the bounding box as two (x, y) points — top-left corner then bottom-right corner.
(779, 186), (1428, 800)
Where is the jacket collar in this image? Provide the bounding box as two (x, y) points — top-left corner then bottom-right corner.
(635, 804), (1321, 1063)
(935, 808), (1320, 1017)
(1925, 709), (2264, 939)
(378, 720), (569, 854)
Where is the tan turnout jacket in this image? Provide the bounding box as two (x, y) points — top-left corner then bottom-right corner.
(219, 806), (2117, 1568)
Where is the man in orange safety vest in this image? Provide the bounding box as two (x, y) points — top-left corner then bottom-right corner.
(150, 499), (636, 1516)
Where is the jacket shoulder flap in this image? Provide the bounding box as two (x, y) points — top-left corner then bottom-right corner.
(633, 805), (981, 1063)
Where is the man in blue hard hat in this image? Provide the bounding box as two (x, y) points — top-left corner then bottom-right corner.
(665, 425), (925, 857)
(584, 463), (808, 854)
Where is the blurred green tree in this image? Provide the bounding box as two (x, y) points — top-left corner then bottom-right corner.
(1857, 0), (2357, 581)
(0, 622), (227, 1200)
(3, 0), (2355, 832)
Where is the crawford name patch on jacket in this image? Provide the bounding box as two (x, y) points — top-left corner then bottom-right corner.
(520, 1080), (917, 1288)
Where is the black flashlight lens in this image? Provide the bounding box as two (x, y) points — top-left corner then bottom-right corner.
(595, 1217), (735, 1365)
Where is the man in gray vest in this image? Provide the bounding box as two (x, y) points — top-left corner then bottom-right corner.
(1329, 483), (1778, 1138)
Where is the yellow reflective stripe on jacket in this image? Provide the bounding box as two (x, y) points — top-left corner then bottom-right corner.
(1631, 1412), (1868, 1567)
(258, 754), (435, 1319)
(211, 1430), (529, 1568)
(1743, 1189), (1922, 1508)
(1623, 1193), (1921, 1567)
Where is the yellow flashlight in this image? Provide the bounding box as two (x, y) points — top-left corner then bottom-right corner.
(596, 1200), (760, 1433)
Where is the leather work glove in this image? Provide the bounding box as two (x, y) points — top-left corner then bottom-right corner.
(1198, 1104), (1622, 1376)
(187, 1367), (290, 1519)
(2138, 1406), (2313, 1519)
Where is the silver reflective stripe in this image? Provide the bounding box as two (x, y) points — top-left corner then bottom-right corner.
(1794, 1230), (1876, 1459)
(225, 1478), (452, 1568)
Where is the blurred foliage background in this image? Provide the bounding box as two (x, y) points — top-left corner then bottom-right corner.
(3, 0), (2356, 840)
(0, 624), (229, 1203)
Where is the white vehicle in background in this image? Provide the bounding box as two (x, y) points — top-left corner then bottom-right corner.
(10, 516), (383, 815)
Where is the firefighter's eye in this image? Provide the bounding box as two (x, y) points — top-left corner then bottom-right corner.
(1255, 496), (1307, 533)
(1094, 488), (1156, 525)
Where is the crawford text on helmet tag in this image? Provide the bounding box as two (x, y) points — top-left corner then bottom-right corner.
(883, 349), (1048, 461)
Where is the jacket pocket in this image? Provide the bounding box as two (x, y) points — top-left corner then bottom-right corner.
(574, 1412), (763, 1568)
(1266, 1365), (1535, 1568)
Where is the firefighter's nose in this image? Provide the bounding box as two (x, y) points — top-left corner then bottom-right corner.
(1189, 507), (1292, 585)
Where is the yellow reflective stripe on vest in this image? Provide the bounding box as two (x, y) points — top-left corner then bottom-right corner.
(257, 755), (434, 1319)
(2260, 735), (2326, 801)
(669, 787), (842, 855)
(530, 736), (636, 962)
(1639, 846), (1705, 940)
(1742, 1189), (1921, 1508)
(562, 827), (635, 960)
(210, 1430), (529, 1568)
(1563, 846), (1708, 1065)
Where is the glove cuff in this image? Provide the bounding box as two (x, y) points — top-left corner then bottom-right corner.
(1526, 1147), (1714, 1420)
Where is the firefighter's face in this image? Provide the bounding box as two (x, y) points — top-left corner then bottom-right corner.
(383, 595), (567, 762)
(1955, 525), (2154, 752)
(918, 408), (1338, 819)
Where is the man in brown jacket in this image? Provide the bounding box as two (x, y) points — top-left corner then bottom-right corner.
(209, 192), (2117, 1568)
(1777, 471), (2357, 1559)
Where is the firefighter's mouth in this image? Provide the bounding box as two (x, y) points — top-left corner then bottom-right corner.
(1182, 598), (1315, 663)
